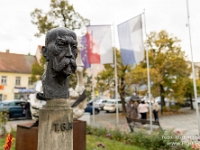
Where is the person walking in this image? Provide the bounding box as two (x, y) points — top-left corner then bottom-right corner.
(126, 100), (133, 118)
(24, 99), (32, 119)
(137, 100), (148, 122)
(153, 99), (159, 121)
(131, 100), (138, 119)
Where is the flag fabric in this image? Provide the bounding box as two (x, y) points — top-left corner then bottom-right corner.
(117, 14), (144, 65)
(81, 35), (91, 68)
(86, 25), (113, 64)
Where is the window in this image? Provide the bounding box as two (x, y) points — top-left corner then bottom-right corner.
(28, 77), (33, 85)
(15, 77), (21, 85)
(1, 76), (7, 85)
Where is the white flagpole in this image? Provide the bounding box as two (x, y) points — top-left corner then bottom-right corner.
(186, 0), (200, 135)
(90, 31), (95, 126)
(112, 23), (119, 125)
(91, 64), (95, 126)
(143, 9), (153, 131)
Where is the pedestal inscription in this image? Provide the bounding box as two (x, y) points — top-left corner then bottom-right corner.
(38, 99), (73, 150)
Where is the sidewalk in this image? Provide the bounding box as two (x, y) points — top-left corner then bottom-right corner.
(91, 107), (199, 137)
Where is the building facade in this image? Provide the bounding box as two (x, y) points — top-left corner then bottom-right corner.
(0, 50), (36, 101)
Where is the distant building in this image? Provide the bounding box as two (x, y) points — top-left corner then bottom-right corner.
(0, 50), (37, 100)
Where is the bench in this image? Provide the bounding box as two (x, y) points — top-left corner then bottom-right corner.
(126, 117), (162, 132)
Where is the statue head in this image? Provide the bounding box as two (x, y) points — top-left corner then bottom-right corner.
(42, 27), (78, 77)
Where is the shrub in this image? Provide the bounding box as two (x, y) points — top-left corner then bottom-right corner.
(0, 112), (8, 137)
(86, 125), (191, 150)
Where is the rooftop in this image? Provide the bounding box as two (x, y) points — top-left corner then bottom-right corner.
(0, 51), (36, 74)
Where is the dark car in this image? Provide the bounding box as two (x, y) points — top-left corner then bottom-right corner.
(85, 104), (99, 115)
(0, 100), (27, 120)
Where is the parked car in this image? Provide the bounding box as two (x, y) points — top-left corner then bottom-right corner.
(0, 100), (26, 120)
(192, 97), (200, 109)
(87, 99), (98, 106)
(125, 96), (141, 103)
(85, 104), (100, 114)
(155, 96), (178, 106)
(142, 95), (155, 104)
(103, 99), (123, 113)
(92, 98), (109, 110)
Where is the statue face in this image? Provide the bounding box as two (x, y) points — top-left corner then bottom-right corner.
(43, 27), (78, 77)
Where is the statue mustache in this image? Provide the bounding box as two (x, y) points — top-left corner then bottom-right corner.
(52, 56), (77, 74)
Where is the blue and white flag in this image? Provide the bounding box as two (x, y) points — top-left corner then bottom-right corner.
(117, 15), (144, 65)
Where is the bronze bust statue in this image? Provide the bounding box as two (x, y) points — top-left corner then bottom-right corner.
(38, 27), (78, 100)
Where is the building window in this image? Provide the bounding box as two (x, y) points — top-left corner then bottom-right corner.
(28, 77), (33, 85)
(15, 77), (21, 85)
(1, 76), (7, 85)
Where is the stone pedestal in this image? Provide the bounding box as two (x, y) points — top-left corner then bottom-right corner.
(37, 99), (73, 150)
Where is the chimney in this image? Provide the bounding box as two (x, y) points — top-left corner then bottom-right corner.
(6, 49), (10, 53)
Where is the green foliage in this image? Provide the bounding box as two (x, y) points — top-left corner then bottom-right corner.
(127, 30), (191, 106)
(0, 112), (8, 137)
(86, 125), (191, 150)
(95, 49), (132, 112)
(30, 56), (46, 83)
(162, 105), (181, 112)
(31, 0), (90, 37)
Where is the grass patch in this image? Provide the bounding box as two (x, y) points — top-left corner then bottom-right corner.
(86, 134), (145, 150)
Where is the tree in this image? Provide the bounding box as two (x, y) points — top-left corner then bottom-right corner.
(95, 49), (132, 113)
(135, 30), (191, 113)
(30, 56), (46, 82)
(183, 78), (200, 110)
(31, 0), (90, 37)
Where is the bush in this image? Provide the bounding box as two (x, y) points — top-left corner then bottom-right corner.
(0, 112), (8, 137)
(86, 125), (191, 150)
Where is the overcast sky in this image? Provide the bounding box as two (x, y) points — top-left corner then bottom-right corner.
(0, 0), (200, 62)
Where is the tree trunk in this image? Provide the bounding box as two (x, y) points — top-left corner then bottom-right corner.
(160, 84), (165, 114)
(189, 93), (194, 110)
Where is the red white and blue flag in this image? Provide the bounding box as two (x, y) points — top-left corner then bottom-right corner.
(81, 25), (113, 66)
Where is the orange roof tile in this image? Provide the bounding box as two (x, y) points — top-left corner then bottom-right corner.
(0, 52), (37, 73)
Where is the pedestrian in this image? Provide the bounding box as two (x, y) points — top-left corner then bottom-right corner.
(126, 100), (133, 118)
(137, 100), (148, 122)
(131, 100), (138, 119)
(126, 99), (134, 132)
(153, 99), (159, 121)
(24, 99), (32, 119)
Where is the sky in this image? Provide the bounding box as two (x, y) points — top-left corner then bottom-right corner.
(0, 0), (200, 62)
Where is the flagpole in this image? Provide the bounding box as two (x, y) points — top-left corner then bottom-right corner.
(91, 64), (95, 126)
(112, 23), (119, 125)
(90, 31), (95, 126)
(186, 0), (200, 135)
(143, 9), (153, 131)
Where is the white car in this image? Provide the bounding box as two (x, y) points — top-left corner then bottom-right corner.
(93, 98), (109, 110)
(103, 99), (122, 113)
(192, 97), (200, 109)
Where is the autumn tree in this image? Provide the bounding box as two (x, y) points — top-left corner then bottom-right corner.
(137, 30), (191, 112)
(95, 49), (132, 113)
(31, 0), (90, 37)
